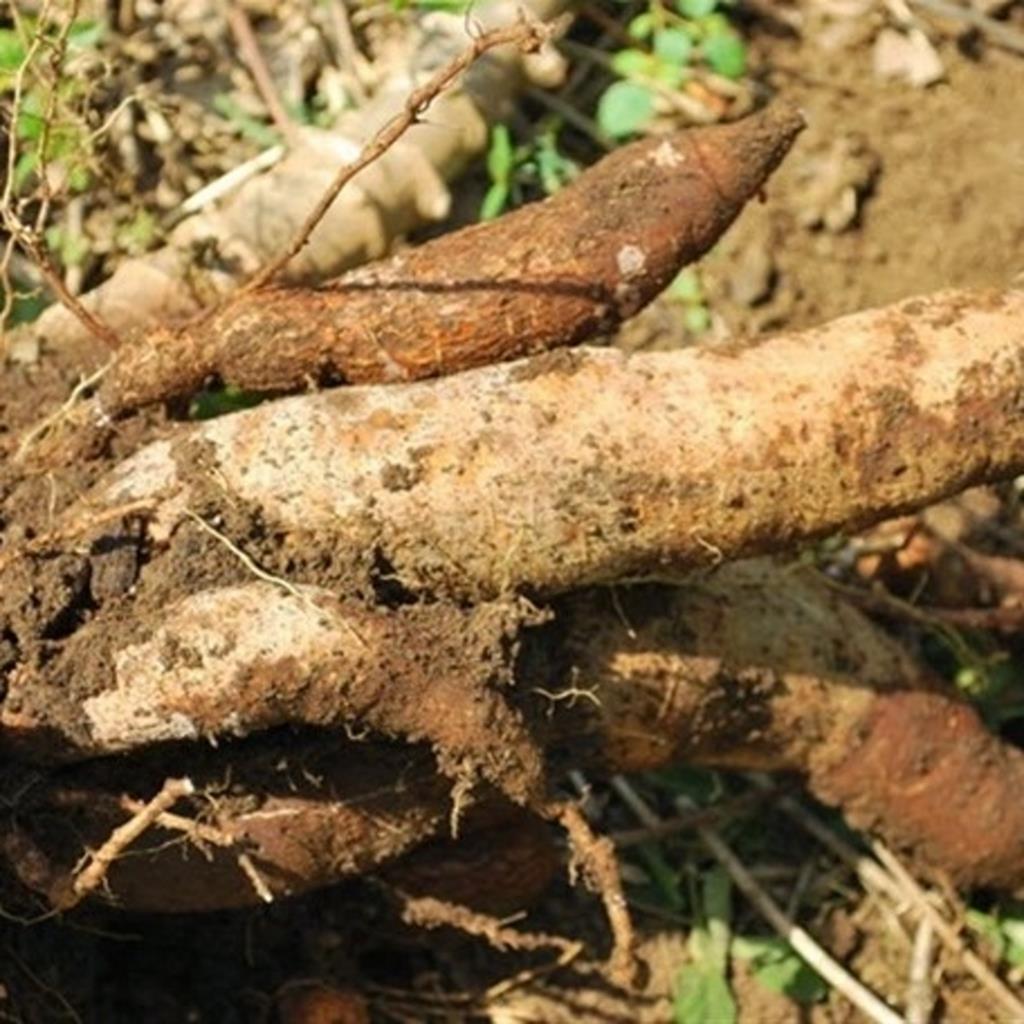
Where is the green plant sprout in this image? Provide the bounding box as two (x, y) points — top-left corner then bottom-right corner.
(391, 0), (475, 12)
(0, 16), (104, 195)
(674, 866), (738, 1023)
(967, 902), (1024, 970)
(597, 0), (747, 140)
(480, 119), (579, 220)
(666, 267), (712, 333)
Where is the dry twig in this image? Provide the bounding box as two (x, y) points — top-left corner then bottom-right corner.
(610, 776), (903, 1024)
(60, 777), (195, 910)
(225, 3), (300, 144)
(237, 14), (560, 296)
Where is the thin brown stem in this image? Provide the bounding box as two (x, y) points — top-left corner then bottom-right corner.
(235, 15), (558, 299)
(225, 3), (300, 145)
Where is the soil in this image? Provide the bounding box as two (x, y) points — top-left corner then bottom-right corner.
(2, 7), (1024, 1024)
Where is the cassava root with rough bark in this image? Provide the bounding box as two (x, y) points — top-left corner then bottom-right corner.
(91, 103), (804, 418)
(7, 562), (1024, 916)
(64, 287), (1024, 600)
(4, 288), (1024, 918)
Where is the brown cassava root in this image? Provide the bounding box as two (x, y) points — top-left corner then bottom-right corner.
(93, 104), (804, 418)
(6, 563), (1024, 914)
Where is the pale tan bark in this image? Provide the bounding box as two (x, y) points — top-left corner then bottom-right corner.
(89, 288), (1024, 599)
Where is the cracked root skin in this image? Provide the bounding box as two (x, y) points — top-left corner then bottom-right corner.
(6, 563), (1024, 910)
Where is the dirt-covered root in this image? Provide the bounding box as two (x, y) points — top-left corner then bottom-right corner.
(812, 690), (1024, 892)
(23, 288), (1021, 605)
(1, 584), (548, 806)
(0, 737), (455, 913)
(564, 563), (1024, 891)
(7, 563), (1024, 916)
(94, 105), (803, 417)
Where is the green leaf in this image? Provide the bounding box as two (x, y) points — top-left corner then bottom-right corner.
(116, 208), (159, 255)
(754, 956), (828, 1004)
(190, 386), (266, 420)
(610, 47), (657, 79)
(16, 90), (45, 141)
(628, 13), (655, 39)
(704, 32), (747, 79)
(68, 19), (105, 51)
(535, 140), (577, 195)
(667, 268), (703, 304)
(67, 162), (91, 193)
(486, 124), (514, 183)
(701, 867), (732, 970)
(678, 0), (718, 18)
(733, 935), (827, 1005)
(0, 28), (26, 73)
(673, 964), (736, 1024)
(597, 81), (655, 140)
(654, 28), (694, 66)
(13, 150), (37, 192)
(637, 843), (684, 911)
(684, 305), (711, 333)
(212, 93), (281, 147)
(3, 289), (49, 327)
(651, 59), (687, 88)
(480, 181), (509, 221)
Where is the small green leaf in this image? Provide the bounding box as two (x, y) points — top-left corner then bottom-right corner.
(67, 162), (92, 193)
(628, 13), (655, 39)
(68, 19), (105, 51)
(486, 124), (514, 183)
(610, 47), (657, 79)
(654, 28), (694, 66)
(480, 181), (509, 221)
(668, 268), (704, 304)
(733, 935), (827, 1005)
(637, 843), (684, 911)
(4, 289), (49, 327)
(0, 28), (26, 73)
(704, 32), (747, 79)
(754, 956), (828, 1004)
(190, 386), (266, 420)
(678, 0), (718, 18)
(597, 81), (655, 139)
(13, 151), (37, 192)
(673, 964), (736, 1024)
(701, 867), (732, 971)
(651, 59), (687, 88)
(535, 133), (578, 195)
(684, 305), (711, 333)
(16, 91), (45, 141)
(212, 93), (281, 147)
(968, 909), (1007, 957)
(116, 208), (159, 255)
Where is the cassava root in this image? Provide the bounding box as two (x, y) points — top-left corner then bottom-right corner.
(7, 563), (1024, 913)
(92, 103), (804, 418)
(71, 287), (1024, 600)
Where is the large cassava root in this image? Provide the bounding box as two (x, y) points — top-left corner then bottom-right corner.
(3, 285), (1023, 920)
(70, 287), (1024, 600)
(6, 562), (1024, 914)
(93, 103), (804, 417)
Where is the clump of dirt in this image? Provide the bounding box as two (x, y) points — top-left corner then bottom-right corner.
(704, 40), (1024, 335)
